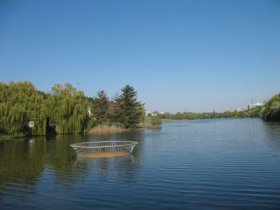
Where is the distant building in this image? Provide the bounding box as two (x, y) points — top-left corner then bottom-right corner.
(225, 107), (246, 112)
(236, 108), (245, 112)
(249, 102), (263, 109)
(145, 110), (151, 116)
(152, 111), (159, 116)
(145, 110), (161, 116)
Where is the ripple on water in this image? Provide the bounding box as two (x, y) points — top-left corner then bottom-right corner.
(1, 119), (280, 209)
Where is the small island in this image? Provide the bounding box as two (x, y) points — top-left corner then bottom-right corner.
(0, 81), (161, 139)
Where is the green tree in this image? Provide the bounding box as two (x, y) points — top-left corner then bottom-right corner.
(106, 93), (122, 125)
(0, 81), (147, 136)
(151, 115), (162, 125)
(260, 94), (280, 121)
(46, 83), (94, 134)
(91, 90), (109, 124)
(118, 85), (144, 128)
(0, 82), (47, 136)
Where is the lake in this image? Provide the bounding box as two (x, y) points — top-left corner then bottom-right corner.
(1, 118), (280, 209)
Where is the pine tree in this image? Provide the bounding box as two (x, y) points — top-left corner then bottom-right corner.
(92, 90), (109, 124)
(119, 85), (144, 128)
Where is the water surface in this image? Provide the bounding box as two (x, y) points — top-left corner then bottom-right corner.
(1, 118), (280, 209)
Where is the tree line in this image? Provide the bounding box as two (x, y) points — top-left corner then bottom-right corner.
(0, 82), (144, 137)
(158, 108), (261, 121)
(158, 93), (280, 122)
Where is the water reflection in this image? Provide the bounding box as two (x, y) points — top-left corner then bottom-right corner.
(0, 132), (142, 200)
(76, 154), (137, 174)
(0, 138), (47, 203)
(0, 138), (47, 184)
(2, 119), (280, 209)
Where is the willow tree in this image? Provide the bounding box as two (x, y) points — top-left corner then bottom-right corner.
(0, 82), (47, 136)
(46, 83), (94, 134)
(118, 85), (144, 128)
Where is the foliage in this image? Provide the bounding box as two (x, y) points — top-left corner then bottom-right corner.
(0, 82), (47, 136)
(117, 85), (144, 128)
(46, 83), (94, 134)
(91, 90), (109, 125)
(248, 106), (262, 117)
(150, 115), (162, 125)
(158, 105), (265, 121)
(107, 93), (123, 125)
(159, 110), (251, 121)
(260, 94), (280, 121)
(0, 82), (145, 136)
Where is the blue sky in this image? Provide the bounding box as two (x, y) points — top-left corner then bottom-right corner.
(0, 0), (279, 112)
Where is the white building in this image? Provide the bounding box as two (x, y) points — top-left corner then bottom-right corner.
(249, 102), (263, 109)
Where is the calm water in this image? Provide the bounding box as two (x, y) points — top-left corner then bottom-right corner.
(1, 118), (280, 209)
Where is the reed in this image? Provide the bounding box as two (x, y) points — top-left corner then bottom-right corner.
(87, 125), (126, 134)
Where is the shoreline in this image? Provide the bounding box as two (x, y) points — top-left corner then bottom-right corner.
(0, 124), (161, 141)
(2, 118), (262, 141)
(0, 135), (25, 142)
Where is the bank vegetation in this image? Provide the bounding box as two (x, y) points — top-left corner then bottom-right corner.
(0, 82), (144, 137)
(260, 94), (280, 121)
